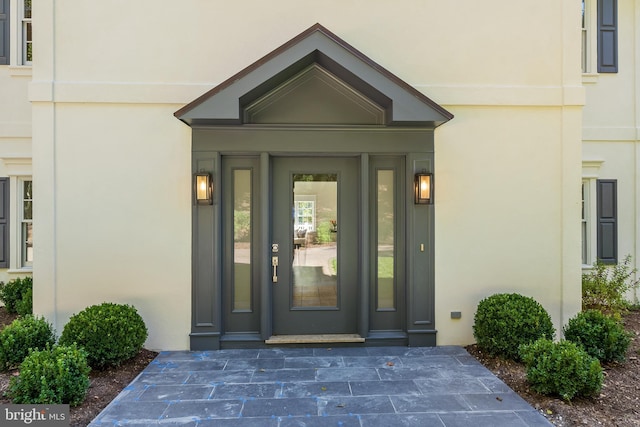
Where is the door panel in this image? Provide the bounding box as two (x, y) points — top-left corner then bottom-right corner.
(272, 157), (359, 335)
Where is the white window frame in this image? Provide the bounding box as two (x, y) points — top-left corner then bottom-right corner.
(8, 0), (31, 68)
(582, 0), (599, 81)
(20, 178), (32, 267)
(294, 196), (316, 232)
(582, 160), (603, 268)
(20, 0), (31, 65)
(4, 158), (32, 272)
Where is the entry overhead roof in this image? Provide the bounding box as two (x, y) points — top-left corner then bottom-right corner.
(175, 24), (453, 128)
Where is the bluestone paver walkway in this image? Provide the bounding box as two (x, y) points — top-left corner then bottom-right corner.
(89, 346), (552, 426)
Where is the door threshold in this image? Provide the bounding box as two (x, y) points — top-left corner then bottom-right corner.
(265, 334), (365, 344)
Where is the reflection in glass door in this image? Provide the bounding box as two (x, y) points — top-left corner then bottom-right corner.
(292, 174), (338, 308)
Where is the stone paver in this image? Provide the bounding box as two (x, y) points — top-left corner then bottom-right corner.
(89, 346), (552, 426)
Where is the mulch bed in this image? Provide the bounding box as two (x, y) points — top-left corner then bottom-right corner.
(466, 309), (640, 426)
(0, 308), (158, 426)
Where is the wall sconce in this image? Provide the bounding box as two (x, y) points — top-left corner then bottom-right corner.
(414, 172), (433, 204)
(195, 172), (213, 205)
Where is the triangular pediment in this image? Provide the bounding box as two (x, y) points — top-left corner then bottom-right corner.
(244, 64), (385, 125)
(175, 24), (452, 128)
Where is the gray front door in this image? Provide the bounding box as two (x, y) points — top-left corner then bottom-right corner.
(272, 157), (359, 335)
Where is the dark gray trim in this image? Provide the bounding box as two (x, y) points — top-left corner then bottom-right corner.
(189, 332), (220, 351)
(259, 153), (272, 340)
(0, 178), (9, 268)
(175, 24), (452, 127)
(407, 329), (437, 347)
(0, 0), (8, 65)
(192, 128), (434, 154)
(359, 154), (370, 339)
(597, 0), (618, 73)
(190, 153), (222, 350)
(406, 155), (436, 334)
(596, 179), (617, 264)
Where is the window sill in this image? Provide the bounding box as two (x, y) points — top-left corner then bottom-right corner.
(582, 73), (599, 85)
(7, 267), (33, 274)
(8, 66), (32, 77)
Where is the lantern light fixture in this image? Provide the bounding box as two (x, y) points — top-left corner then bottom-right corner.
(414, 171), (433, 205)
(195, 172), (213, 205)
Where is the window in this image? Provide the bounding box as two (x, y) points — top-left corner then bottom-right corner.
(582, 0), (618, 74)
(20, 0), (30, 65)
(581, 0), (589, 72)
(582, 175), (617, 267)
(581, 180), (590, 265)
(0, 0), (32, 66)
(294, 199), (315, 232)
(0, 173), (34, 270)
(20, 179), (32, 267)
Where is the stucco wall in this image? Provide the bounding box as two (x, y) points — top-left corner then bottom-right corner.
(29, 0), (582, 349)
(581, 0), (640, 304)
(0, 63), (32, 284)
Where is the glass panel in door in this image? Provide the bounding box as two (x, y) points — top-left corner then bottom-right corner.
(292, 175), (337, 308)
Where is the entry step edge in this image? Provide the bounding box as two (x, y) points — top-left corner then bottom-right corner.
(265, 334), (365, 344)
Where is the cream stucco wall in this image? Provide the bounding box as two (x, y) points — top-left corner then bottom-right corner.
(581, 0), (640, 305)
(26, 0), (583, 349)
(0, 63), (32, 284)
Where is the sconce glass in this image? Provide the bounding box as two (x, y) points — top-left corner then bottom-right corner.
(195, 172), (213, 205)
(414, 172), (433, 204)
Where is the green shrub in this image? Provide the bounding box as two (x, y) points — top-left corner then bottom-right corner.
(473, 293), (555, 360)
(0, 277), (32, 314)
(8, 344), (90, 406)
(0, 315), (56, 371)
(15, 286), (33, 316)
(563, 310), (631, 363)
(519, 338), (603, 401)
(59, 302), (148, 369)
(583, 255), (639, 318)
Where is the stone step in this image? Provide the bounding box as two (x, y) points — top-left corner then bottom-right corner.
(265, 334), (365, 344)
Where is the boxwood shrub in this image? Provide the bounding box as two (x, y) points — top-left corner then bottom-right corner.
(520, 338), (603, 401)
(59, 302), (148, 369)
(0, 277), (32, 314)
(563, 309), (631, 363)
(473, 293), (555, 360)
(8, 344), (90, 406)
(0, 315), (56, 370)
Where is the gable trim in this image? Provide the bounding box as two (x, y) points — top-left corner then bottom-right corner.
(175, 24), (453, 128)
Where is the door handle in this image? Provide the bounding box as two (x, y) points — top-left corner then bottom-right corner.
(272, 256), (279, 283)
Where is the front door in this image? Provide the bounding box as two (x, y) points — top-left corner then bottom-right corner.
(272, 157), (359, 335)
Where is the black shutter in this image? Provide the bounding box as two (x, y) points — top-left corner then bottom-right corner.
(597, 0), (618, 73)
(597, 179), (617, 264)
(0, 178), (9, 268)
(0, 0), (9, 65)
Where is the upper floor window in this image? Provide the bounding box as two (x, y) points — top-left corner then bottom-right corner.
(0, 0), (33, 66)
(581, 0), (618, 74)
(21, 0), (31, 65)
